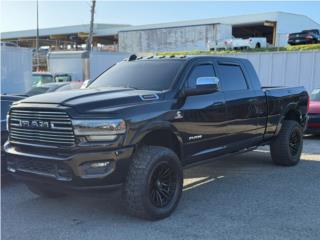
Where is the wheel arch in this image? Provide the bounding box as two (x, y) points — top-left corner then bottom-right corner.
(130, 122), (183, 160)
(275, 103), (303, 135)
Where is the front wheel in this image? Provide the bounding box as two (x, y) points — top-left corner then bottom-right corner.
(123, 146), (183, 220)
(270, 120), (303, 166)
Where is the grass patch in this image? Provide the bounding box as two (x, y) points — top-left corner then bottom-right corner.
(156, 44), (320, 56)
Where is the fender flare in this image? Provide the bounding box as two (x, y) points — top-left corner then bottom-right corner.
(129, 121), (183, 154)
(275, 103), (302, 136)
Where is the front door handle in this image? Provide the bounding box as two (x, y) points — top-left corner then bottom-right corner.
(213, 102), (224, 106)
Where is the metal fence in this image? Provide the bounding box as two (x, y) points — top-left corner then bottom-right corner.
(224, 50), (320, 93)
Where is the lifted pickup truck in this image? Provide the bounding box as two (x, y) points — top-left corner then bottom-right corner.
(5, 56), (308, 220)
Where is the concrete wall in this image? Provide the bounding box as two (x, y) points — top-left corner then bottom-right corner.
(223, 51), (320, 93)
(214, 24), (232, 42)
(119, 24), (215, 53)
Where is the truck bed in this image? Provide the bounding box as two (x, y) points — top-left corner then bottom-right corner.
(262, 86), (308, 139)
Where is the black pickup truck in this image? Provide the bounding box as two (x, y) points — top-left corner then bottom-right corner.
(5, 56), (308, 220)
(288, 29), (320, 45)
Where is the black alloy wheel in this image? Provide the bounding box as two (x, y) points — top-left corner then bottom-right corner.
(149, 162), (177, 208)
(270, 120), (303, 166)
(289, 129), (301, 156)
(124, 146), (183, 220)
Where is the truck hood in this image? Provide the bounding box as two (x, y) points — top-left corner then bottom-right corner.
(19, 87), (162, 113)
(309, 101), (320, 114)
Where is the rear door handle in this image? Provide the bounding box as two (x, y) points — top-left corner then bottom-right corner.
(213, 102), (224, 106)
(248, 99), (257, 103)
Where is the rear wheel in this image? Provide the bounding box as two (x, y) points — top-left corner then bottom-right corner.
(123, 146), (183, 220)
(26, 183), (66, 198)
(270, 120), (303, 166)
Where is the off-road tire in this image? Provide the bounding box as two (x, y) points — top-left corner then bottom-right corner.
(123, 146), (183, 220)
(26, 183), (66, 198)
(270, 120), (303, 166)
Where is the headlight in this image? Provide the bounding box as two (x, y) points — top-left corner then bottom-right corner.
(72, 119), (126, 142)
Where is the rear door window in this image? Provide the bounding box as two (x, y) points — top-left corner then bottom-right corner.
(217, 64), (248, 91)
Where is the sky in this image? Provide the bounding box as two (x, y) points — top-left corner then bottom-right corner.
(1, 1), (320, 32)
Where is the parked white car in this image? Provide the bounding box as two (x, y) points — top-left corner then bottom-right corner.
(208, 36), (267, 50)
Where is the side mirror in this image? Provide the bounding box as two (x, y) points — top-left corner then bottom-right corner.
(183, 77), (220, 97)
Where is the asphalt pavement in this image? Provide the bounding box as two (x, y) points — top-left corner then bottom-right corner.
(2, 136), (320, 240)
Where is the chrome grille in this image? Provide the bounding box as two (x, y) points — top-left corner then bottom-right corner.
(9, 109), (75, 147)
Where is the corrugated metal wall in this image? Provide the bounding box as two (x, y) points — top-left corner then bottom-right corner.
(224, 51), (320, 93)
(119, 25), (215, 53)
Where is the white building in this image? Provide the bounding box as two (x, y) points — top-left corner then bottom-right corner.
(2, 12), (320, 53)
(110, 12), (320, 52)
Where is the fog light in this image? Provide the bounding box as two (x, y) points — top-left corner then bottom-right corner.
(86, 135), (118, 142)
(80, 161), (114, 178)
(90, 162), (110, 168)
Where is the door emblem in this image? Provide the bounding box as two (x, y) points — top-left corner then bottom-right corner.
(174, 111), (183, 120)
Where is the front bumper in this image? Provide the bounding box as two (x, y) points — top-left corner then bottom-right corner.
(4, 142), (135, 190)
(288, 38), (314, 45)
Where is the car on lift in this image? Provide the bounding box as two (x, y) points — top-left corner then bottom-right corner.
(305, 88), (320, 135)
(5, 55), (308, 220)
(288, 29), (320, 45)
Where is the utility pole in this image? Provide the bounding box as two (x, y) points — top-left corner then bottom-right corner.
(86, 0), (96, 51)
(36, 0), (40, 71)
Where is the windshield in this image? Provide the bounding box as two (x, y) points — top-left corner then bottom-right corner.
(88, 60), (185, 91)
(302, 30), (318, 34)
(311, 89), (320, 101)
(32, 74), (54, 86)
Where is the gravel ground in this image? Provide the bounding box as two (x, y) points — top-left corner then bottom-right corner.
(1, 136), (320, 240)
